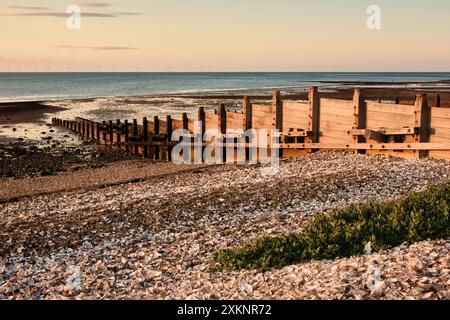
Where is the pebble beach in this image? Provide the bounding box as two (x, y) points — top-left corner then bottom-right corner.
(1, 150), (449, 300)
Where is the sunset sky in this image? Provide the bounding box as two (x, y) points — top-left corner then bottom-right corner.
(1, 0), (450, 72)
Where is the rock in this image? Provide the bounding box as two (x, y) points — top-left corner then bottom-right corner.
(240, 283), (253, 295)
(144, 270), (162, 282)
(364, 242), (372, 255)
(369, 281), (386, 299)
(421, 292), (436, 300)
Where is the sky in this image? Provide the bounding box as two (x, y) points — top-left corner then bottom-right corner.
(1, 0), (449, 72)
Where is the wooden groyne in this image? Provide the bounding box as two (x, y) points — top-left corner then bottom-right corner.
(52, 87), (450, 161)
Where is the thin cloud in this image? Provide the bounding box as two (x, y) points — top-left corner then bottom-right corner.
(2, 12), (117, 18)
(3, 11), (140, 18)
(112, 11), (141, 16)
(79, 2), (114, 8)
(57, 45), (139, 51)
(2, 2), (140, 18)
(6, 5), (49, 10)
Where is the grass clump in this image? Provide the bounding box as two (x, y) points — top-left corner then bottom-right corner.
(212, 182), (450, 271)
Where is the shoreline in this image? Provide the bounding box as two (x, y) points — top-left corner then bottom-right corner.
(1, 79), (450, 105)
(1, 81), (449, 143)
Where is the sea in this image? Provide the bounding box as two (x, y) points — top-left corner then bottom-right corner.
(1, 72), (450, 102)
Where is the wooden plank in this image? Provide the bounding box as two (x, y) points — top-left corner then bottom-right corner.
(320, 104), (354, 117)
(283, 101), (309, 110)
(430, 117), (450, 129)
(320, 98), (354, 108)
(283, 101), (309, 130)
(351, 127), (419, 136)
(430, 126), (450, 138)
(252, 104), (272, 113)
(367, 111), (416, 126)
(431, 107), (450, 119)
(172, 119), (183, 131)
(430, 150), (450, 160)
(188, 118), (195, 133)
(277, 142), (450, 150)
(205, 112), (219, 130)
(366, 101), (414, 115)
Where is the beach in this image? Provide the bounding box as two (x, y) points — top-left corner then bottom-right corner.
(0, 152), (449, 299)
(1, 81), (450, 300)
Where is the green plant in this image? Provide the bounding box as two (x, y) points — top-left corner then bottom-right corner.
(212, 182), (450, 271)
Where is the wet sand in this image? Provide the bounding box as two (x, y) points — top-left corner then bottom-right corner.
(0, 102), (64, 126)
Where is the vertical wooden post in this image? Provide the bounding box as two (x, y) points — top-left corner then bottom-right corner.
(243, 96), (253, 161)
(153, 116), (160, 160)
(273, 90), (283, 158)
(395, 97), (400, 104)
(198, 107), (206, 161)
(143, 117), (148, 158)
(109, 120), (114, 147)
(82, 121), (86, 138)
(167, 115), (173, 161)
(96, 122), (100, 142)
(182, 113), (189, 131)
(217, 103), (227, 163)
(181, 113), (190, 162)
(309, 86), (320, 146)
(198, 107), (206, 136)
(102, 121), (107, 145)
(414, 94), (431, 158)
(244, 96), (252, 130)
(436, 94), (441, 108)
(132, 119), (138, 155)
(91, 121), (95, 140)
(124, 120), (130, 153)
(116, 120), (121, 149)
(353, 89), (366, 154)
(86, 122), (91, 140)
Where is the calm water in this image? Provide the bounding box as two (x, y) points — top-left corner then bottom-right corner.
(1, 72), (450, 102)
